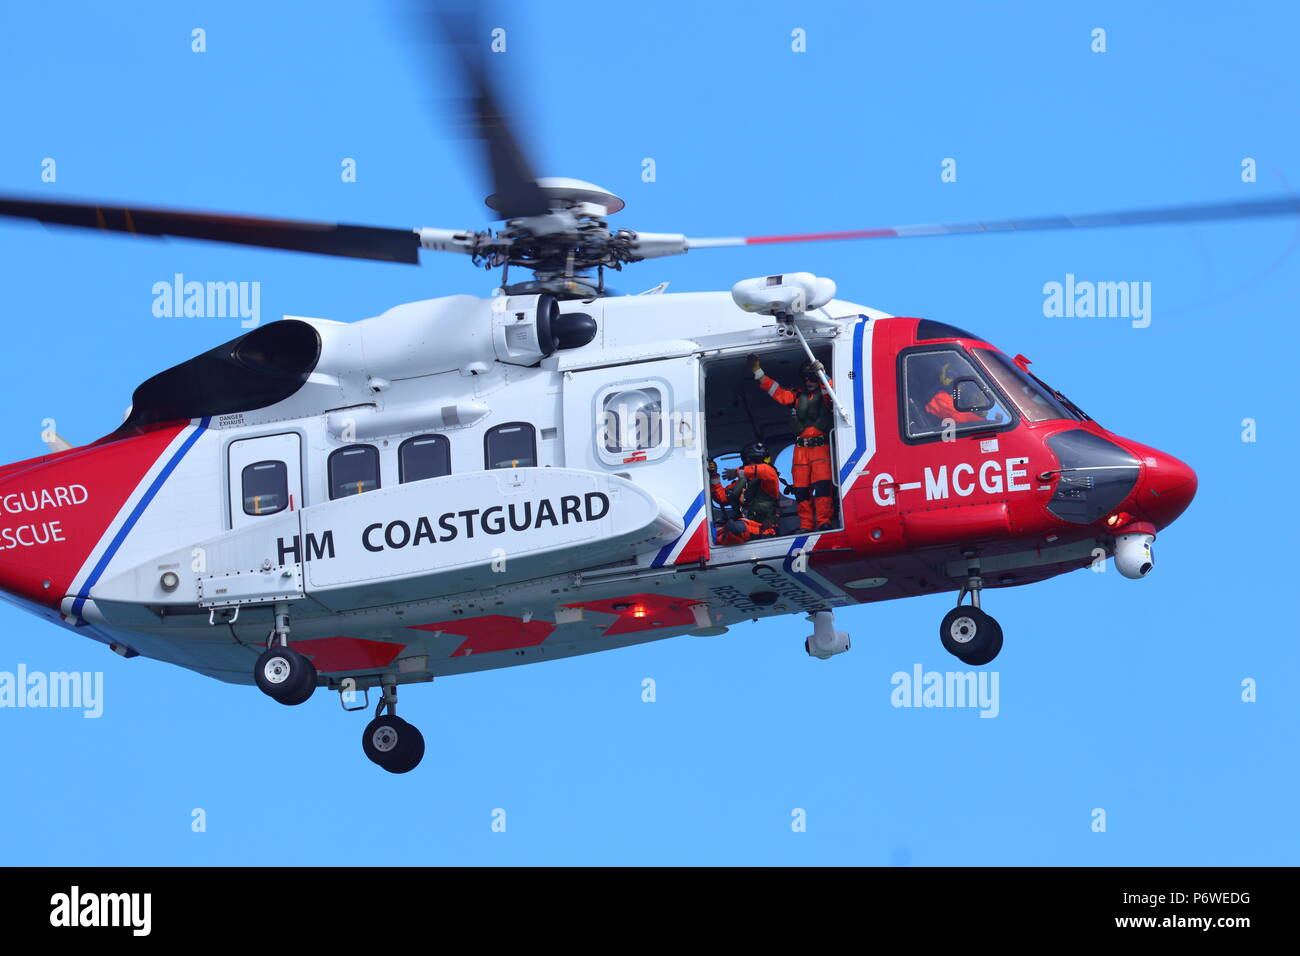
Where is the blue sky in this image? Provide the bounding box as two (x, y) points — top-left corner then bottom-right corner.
(0, 0), (1295, 865)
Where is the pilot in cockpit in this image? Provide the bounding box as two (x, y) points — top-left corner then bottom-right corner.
(924, 360), (989, 426)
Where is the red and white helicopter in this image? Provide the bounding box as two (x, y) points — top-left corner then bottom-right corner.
(0, 12), (1292, 772)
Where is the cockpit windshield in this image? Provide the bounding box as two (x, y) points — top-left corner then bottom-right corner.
(973, 349), (1083, 423)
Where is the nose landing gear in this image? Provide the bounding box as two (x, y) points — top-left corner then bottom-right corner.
(362, 682), (426, 774)
(939, 555), (1003, 666)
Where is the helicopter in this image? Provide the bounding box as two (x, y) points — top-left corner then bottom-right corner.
(0, 10), (1291, 773)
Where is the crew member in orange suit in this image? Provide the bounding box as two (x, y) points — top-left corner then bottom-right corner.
(748, 355), (836, 531)
(925, 361), (988, 425)
(708, 442), (782, 545)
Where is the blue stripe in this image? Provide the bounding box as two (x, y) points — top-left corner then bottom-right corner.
(651, 490), (706, 567)
(71, 417), (211, 621)
(838, 316), (869, 483)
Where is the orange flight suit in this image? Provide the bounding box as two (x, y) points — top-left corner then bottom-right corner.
(925, 390), (987, 425)
(758, 375), (835, 530)
(711, 463), (781, 545)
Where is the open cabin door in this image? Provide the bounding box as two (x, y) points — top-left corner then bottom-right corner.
(227, 433), (303, 530)
(563, 355), (709, 567)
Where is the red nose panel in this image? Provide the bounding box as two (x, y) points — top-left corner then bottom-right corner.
(0, 424), (185, 607)
(1116, 439), (1199, 529)
(1140, 450), (1197, 528)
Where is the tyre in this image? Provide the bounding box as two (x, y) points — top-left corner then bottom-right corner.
(939, 606), (1002, 664)
(387, 722), (425, 774)
(362, 715), (425, 774)
(254, 645), (316, 704)
(956, 622), (1003, 666)
(280, 656), (318, 705)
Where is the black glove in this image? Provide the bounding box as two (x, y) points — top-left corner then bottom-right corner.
(722, 467), (739, 480)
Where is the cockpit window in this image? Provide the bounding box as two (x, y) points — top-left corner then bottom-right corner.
(972, 349), (1077, 423)
(916, 319), (980, 342)
(901, 348), (1012, 441)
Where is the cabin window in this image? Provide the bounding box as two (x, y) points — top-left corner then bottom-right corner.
(399, 434), (451, 483)
(599, 384), (665, 457)
(242, 460), (289, 516)
(972, 349), (1080, 423)
(900, 348), (1013, 441)
(329, 444), (381, 499)
(485, 423), (537, 469)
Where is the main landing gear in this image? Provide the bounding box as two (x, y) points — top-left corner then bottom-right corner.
(362, 682), (426, 774)
(939, 554), (1004, 666)
(253, 603), (318, 705)
(248, 604), (423, 773)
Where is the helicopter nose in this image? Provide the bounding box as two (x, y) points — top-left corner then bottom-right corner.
(1131, 444), (1198, 529)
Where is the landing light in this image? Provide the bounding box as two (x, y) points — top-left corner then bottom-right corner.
(611, 601), (648, 618)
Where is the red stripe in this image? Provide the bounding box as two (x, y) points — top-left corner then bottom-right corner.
(746, 228), (899, 245)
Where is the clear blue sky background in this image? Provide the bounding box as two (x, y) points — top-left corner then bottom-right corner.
(0, 0), (1295, 865)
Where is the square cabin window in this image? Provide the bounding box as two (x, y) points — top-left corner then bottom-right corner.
(485, 423), (537, 469)
(399, 434), (451, 483)
(329, 444), (381, 499)
(242, 460), (288, 516)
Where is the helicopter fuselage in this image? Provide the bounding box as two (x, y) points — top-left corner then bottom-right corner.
(0, 286), (1196, 690)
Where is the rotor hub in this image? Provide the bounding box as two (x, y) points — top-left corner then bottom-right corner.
(486, 177), (625, 218)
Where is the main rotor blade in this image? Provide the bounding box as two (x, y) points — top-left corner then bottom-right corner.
(427, 4), (550, 219)
(0, 196), (423, 263)
(686, 195), (1300, 249)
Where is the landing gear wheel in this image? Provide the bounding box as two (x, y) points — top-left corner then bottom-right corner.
(254, 645), (317, 705)
(939, 606), (1003, 665)
(362, 715), (425, 774)
(956, 624), (1002, 666)
(281, 662), (318, 705)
